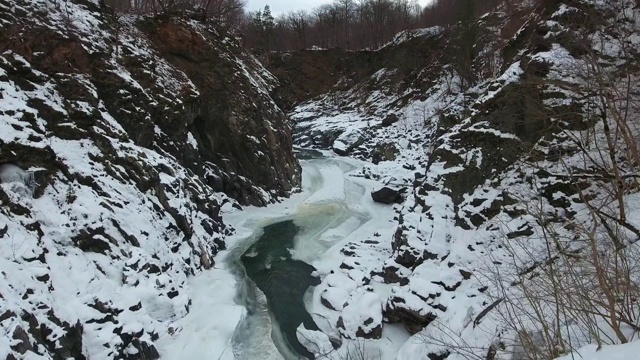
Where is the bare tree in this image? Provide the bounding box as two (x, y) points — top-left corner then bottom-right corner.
(104, 0), (246, 25)
(483, 6), (640, 357)
(240, 0), (502, 51)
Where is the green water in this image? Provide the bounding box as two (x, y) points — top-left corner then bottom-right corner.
(241, 220), (321, 359)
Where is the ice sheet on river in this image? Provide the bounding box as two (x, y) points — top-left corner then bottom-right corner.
(158, 152), (406, 360)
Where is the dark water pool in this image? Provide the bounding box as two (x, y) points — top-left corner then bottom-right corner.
(241, 220), (321, 359)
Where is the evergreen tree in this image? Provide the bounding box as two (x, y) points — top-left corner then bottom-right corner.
(262, 5), (275, 51)
(262, 5), (274, 29)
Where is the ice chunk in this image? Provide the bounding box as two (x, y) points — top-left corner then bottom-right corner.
(0, 163), (36, 197)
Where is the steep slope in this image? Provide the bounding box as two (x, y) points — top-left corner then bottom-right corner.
(273, 0), (640, 359)
(140, 18), (301, 206)
(0, 0), (299, 358)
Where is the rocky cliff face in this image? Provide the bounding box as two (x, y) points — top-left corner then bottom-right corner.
(0, 0), (299, 358)
(266, 28), (450, 113)
(273, 0), (640, 358)
(141, 18), (300, 206)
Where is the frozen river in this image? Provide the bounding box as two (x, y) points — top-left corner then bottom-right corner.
(157, 149), (401, 360)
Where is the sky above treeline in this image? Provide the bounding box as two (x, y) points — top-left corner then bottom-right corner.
(246, 0), (434, 16)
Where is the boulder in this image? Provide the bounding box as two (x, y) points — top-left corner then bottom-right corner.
(332, 129), (365, 156)
(394, 245), (424, 269)
(371, 142), (399, 164)
(371, 187), (404, 204)
(320, 291), (338, 311)
(383, 265), (410, 285)
(336, 292), (384, 339)
(385, 297), (437, 334)
(382, 113), (399, 126)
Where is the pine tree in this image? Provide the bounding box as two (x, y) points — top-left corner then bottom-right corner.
(262, 5), (275, 51)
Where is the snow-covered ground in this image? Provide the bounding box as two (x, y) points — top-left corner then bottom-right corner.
(157, 150), (405, 359)
(555, 341), (640, 360)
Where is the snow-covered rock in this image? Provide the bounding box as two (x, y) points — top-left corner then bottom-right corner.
(332, 128), (365, 156)
(371, 186), (404, 204)
(0, 0), (299, 358)
(337, 291), (383, 339)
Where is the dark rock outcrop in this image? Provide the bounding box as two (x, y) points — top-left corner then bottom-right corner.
(336, 314), (383, 340)
(371, 142), (399, 164)
(142, 19), (300, 205)
(371, 187), (404, 204)
(382, 113), (399, 126)
(384, 297), (437, 334)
